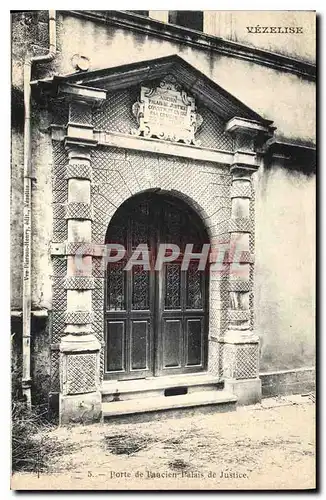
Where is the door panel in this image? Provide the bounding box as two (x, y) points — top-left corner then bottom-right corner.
(132, 266), (150, 310)
(162, 318), (183, 368)
(156, 260), (207, 376)
(104, 192), (209, 380)
(130, 320), (150, 371)
(106, 320), (125, 372)
(186, 318), (203, 366)
(186, 263), (204, 309)
(164, 263), (181, 310)
(107, 262), (126, 311)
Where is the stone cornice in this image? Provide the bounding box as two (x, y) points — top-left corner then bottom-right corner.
(51, 125), (235, 165)
(57, 82), (107, 105)
(266, 138), (316, 154)
(35, 54), (272, 125)
(65, 10), (316, 81)
(226, 117), (274, 137)
(96, 130), (235, 165)
(265, 139), (316, 174)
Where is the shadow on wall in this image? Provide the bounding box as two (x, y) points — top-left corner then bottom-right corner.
(11, 315), (51, 406)
(254, 161), (315, 372)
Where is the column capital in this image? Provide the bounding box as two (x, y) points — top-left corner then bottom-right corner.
(57, 82), (107, 107)
(230, 164), (258, 177)
(63, 90), (105, 149)
(66, 145), (92, 160)
(226, 116), (275, 172)
(226, 117), (272, 138)
(64, 125), (98, 149)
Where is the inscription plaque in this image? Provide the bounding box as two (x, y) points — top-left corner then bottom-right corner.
(132, 75), (202, 145)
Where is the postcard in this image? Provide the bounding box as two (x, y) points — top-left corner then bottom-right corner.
(11, 9), (316, 491)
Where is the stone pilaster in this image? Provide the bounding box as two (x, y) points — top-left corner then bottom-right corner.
(221, 117), (272, 405)
(57, 91), (106, 424)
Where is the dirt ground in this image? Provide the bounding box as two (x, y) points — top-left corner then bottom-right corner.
(11, 394), (315, 490)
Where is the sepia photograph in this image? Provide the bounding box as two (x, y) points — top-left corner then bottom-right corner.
(10, 7), (316, 491)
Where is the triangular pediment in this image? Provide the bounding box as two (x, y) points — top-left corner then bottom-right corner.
(35, 54), (273, 128)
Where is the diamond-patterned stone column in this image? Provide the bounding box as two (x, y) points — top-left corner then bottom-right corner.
(59, 99), (102, 424)
(221, 117), (273, 405)
(222, 163), (261, 404)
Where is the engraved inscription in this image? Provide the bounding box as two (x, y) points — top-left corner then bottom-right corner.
(132, 75), (203, 145)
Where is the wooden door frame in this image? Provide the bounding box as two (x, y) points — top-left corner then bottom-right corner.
(104, 191), (210, 380)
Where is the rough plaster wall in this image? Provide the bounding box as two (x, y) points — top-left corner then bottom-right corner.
(204, 11), (316, 64)
(11, 317), (22, 398)
(11, 11), (53, 311)
(208, 58), (315, 146)
(11, 316), (51, 405)
(11, 11), (49, 88)
(11, 11), (316, 144)
(253, 164), (315, 371)
(55, 13), (315, 144)
(11, 110), (52, 403)
(30, 316), (51, 405)
(31, 113), (53, 310)
(11, 107), (53, 311)
(11, 132), (24, 310)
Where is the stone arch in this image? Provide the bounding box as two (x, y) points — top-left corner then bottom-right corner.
(91, 148), (231, 246)
(91, 148), (231, 380)
(102, 189), (212, 379)
(102, 187), (215, 245)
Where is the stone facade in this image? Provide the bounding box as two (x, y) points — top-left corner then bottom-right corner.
(11, 11), (316, 423)
(44, 66), (274, 421)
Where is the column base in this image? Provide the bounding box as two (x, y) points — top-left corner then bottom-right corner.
(59, 391), (102, 425)
(224, 377), (261, 406)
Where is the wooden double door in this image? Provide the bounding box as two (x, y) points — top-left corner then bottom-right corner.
(104, 192), (209, 380)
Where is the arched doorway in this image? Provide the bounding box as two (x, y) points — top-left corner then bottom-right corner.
(104, 191), (210, 380)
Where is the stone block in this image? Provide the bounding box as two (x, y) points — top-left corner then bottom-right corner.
(224, 377), (261, 405)
(59, 391), (102, 425)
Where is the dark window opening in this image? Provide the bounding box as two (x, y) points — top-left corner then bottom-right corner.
(168, 11), (203, 32)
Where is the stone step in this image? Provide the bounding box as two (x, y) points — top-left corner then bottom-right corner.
(101, 373), (224, 403)
(102, 390), (237, 423)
